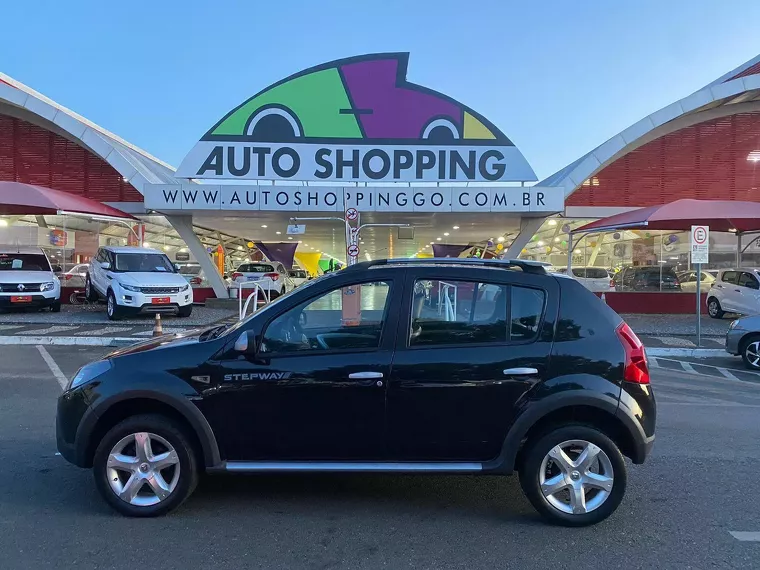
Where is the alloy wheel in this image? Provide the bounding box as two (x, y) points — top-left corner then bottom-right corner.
(106, 432), (181, 506)
(745, 341), (760, 368)
(708, 301), (718, 317)
(107, 295), (114, 316)
(538, 439), (614, 515)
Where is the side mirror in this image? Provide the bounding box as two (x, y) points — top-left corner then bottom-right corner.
(174, 263), (181, 272)
(52, 265), (63, 273)
(101, 262), (111, 270)
(234, 331), (257, 354)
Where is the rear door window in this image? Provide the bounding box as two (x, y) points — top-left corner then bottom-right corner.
(722, 271), (738, 284)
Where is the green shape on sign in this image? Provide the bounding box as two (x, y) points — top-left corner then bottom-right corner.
(211, 68), (362, 138)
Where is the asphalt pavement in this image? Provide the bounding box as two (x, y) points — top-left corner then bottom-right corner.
(0, 346), (758, 569)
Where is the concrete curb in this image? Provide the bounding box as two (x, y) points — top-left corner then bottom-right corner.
(646, 347), (727, 358)
(0, 336), (135, 346)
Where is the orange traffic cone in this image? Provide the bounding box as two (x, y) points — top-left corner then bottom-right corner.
(153, 313), (163, 337)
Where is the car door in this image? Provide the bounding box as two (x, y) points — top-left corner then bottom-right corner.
(202, 270), (402, 461)
(679, 272), (696, 293)
(717, 271), (740, 312)
(737, 272), (760, 314)
(91, 249), (105, 293)
(386, 266), (558, 462)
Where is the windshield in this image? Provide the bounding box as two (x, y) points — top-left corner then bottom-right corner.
(177, 264), (202, 275)
(238, 264), (275, 273)
(0, 253), (51, 272)
(114, 253), (175, 273)
(290, 270), (307, 278)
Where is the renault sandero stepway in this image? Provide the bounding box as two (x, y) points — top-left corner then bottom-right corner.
(85, 246), (193, 320)
(58, 258), (656, 526)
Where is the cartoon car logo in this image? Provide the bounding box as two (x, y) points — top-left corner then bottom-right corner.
(204, 52), (509, 145)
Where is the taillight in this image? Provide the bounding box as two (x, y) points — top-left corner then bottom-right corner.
(616, 322), (649, 384)
(264, 272), (280, 281)
(609, 279), (614, 288)
(190, 277), (201, 285)
(231, 272), (243, 280)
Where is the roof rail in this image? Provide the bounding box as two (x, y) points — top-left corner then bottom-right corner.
(344, 258), (550, 275)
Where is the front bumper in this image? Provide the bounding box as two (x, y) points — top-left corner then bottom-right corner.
(115, 289), (193, 312)
(56, 386), (93, 468)
(0, 292), (59, 308)
(725, 328), (745, 355)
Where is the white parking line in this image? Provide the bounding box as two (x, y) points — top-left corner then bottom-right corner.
(75, 326), (132, 336)
(0, 324), (25, 331)
(36, 345), (68, 389)
(729, 531), (760, 541)
(20, 325), (79, 335)
(680, 361), (696, 373)
(718, 367), (740, 381)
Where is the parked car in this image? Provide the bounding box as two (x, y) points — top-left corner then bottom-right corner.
(613, 265), (681, 292)
(57, 258), (655, 526)
(706, 268), (760, 318)
(85, 246), (193, 320)
(288, 269), (310, 287)
(230, 262), (295, 298)
(60, 263), (89, 288)
(175, 262), (207, 287)
(555, 266), (614, 292)
(725, 314), (760, 369)
(677, 270), (716, 293)
(0, 246), (61, 312)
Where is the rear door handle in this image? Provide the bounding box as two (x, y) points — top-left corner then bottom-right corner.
(503, 368), (538, 376)
(348, 372), (384, 379)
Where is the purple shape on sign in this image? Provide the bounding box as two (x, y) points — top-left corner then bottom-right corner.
(254, 242), (299, 270)
(432, 244), (470, 258)
(340, 59), (462, 140)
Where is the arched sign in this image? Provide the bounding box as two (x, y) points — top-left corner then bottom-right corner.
(176, 53), (536, 183)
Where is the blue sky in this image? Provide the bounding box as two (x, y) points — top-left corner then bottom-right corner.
(2, 0), (759, 179)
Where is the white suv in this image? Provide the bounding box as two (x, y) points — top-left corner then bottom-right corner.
(0, 246), (61, 312)
(230, 262), (295, 298)
(707, 268), (760, 318)
(86, 246), (193, 320)
(554, 266), (615, 293)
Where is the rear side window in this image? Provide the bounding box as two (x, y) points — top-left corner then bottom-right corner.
(408, 279), (545, 347)
(722, 271), (738, 284)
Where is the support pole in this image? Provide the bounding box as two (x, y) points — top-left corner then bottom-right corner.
(504, 217), (546, 259)
(696, 263), (702, 347)
(167, 215), (228, 299)
(737, 233), (742, 267)
(567, 233), (573, 273)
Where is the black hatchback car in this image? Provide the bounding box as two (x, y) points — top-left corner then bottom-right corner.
(57, 258), (655, 526)
(613, 265), (681, 292)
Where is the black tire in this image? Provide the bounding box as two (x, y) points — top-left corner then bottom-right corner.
(106, 290), (122, 321)
(177, 305), (192, 318)
(92, 414), (199, 517)
(518, 425), (627, 527)
(707, 297), (724, 319)
(85, 275), (99, 302)
(50, 301), (61, 313)
(740, 334), (760, 370)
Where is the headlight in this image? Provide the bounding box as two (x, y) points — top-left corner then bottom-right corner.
(120, 283), (141, 292)
(67, 360), (112, 390)
(180, 284), (190, 292)
(40, 281), (55, 292)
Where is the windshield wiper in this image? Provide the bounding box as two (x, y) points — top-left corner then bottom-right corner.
(199, 324), (230, 342)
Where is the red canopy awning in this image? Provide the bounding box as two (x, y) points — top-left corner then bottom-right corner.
(0, 181), (136, 219)
(575, 199), (760, 234)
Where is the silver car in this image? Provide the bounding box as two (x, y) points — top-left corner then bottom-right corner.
(725, 315), (760, 369)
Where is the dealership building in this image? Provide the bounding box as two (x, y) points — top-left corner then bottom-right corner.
(1, 52), (760, 302)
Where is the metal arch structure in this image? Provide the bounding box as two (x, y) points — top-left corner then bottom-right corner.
(540, 54), (760, 204)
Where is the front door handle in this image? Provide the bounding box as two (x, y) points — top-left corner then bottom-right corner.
(503, 367), (538, 376)
(349, 371), (384, 379)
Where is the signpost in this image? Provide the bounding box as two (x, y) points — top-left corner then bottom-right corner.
(345, 208), (358, 221)
(691, 225), (710, 346)
(286, 224), (306, 235)
(347, 243), (360, 260)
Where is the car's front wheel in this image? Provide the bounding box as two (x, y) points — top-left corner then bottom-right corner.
(85, 275), (98, 302)
(92, 414), (199, 517)
(177, 305), (192, 318)
(740, 335), (760, 370)
(519, 425), (627, 527)
(106, 290), (123, 321)
(50, 301), (61, 313)
(707, 297), (724, 319)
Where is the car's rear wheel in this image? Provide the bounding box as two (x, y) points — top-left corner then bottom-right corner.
(92, 414), (198, 517)
(740, 334), (760, 370)
(707, 297), (724, 319)
(85, 275), (98, 302)
(519, 425), (627, 527)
